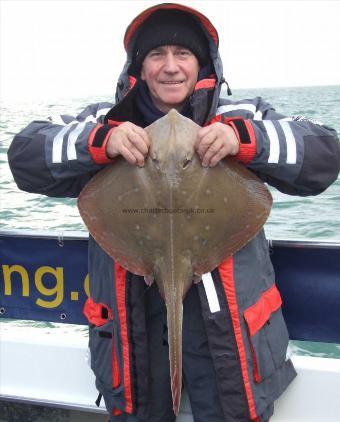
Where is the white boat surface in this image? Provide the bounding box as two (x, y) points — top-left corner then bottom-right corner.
(0, 323), (340, 421)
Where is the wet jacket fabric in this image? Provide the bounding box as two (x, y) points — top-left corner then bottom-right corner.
(7, 3), (340, 422)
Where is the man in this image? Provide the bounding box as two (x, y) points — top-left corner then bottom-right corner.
(7, 3), (340, 422)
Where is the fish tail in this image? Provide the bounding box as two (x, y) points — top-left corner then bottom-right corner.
(166, 299), (183, 416)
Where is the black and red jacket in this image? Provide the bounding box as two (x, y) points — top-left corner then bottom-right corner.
(7, 3), (340, 421)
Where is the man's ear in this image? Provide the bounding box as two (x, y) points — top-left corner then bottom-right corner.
(140, 66), (145, 81)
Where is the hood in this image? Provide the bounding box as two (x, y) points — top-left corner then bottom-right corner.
(114, 3), (226, 124)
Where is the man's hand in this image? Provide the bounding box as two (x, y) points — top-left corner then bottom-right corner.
(106, 122), (150, 167)
(195, 122), (240, 167)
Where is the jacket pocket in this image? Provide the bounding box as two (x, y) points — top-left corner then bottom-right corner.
(88, 320), (121, 390)
(84, 298), (121, 390)
(243, 284), (289, 383)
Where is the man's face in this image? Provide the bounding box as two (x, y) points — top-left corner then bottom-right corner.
(141, 45), (200, 113)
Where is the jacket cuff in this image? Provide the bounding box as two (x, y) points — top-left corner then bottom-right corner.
(225, 118), (257, 164)
(88, 124), (117, 164)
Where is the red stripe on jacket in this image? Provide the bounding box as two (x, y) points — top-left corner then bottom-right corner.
(218, 258), (257, 420)
(112, 338), (121, 390)
(115, 263), (133, 414)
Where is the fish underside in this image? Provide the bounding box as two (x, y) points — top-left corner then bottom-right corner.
(78, 110), (272, 415)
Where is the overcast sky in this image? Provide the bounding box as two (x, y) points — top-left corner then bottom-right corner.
(1, 0), (340, 102)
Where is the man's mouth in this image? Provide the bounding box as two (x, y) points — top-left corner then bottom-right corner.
(160, 81), (184, 85)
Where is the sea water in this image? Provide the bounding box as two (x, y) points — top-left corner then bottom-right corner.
(1, 85), (340, 358)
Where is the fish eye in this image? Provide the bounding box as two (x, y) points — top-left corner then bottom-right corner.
(182, 159), (191, 169)
(152, 157), (160, 169)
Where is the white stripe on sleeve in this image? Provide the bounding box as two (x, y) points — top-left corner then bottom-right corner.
(52, 125), (74, 164)
(279, 121), (297, 164)
(216, 103), (254, 115)
(263, 120), (280, 164)
(202, 273), (221, 313)
(52, 108), (111, 163)
(253, 110), (263, 120)
(67, 121), (87, 161)
(96, 107), (111, 118)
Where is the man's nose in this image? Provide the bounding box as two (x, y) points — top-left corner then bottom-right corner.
(163, 53), (179, 72)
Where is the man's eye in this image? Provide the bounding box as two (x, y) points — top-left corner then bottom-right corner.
(178, 50), (191, 57)
(149, 51), (162, 57)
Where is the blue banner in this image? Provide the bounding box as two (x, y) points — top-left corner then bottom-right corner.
(1, 231), (340, 343)
(0, 232), (89, 324)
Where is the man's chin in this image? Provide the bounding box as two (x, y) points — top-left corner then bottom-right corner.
(160, 103), (185, 113)
(159, 97), (186, 111)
